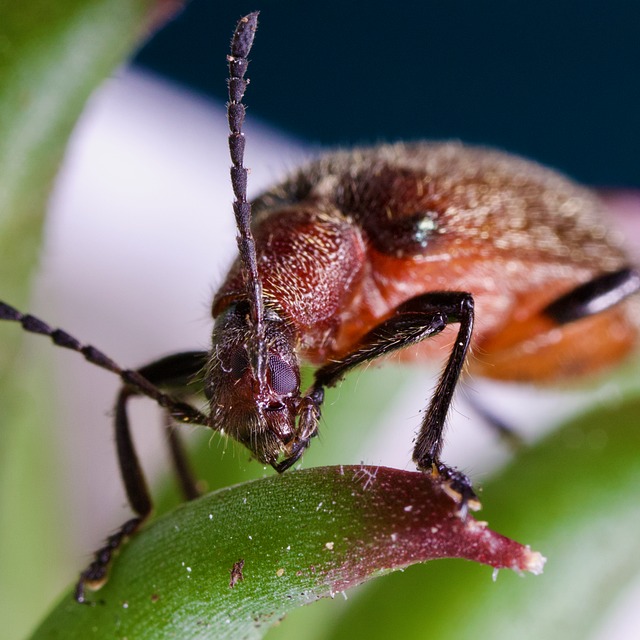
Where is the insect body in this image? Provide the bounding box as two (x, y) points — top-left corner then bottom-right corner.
(209, 141), (640, 474)
(1, 12), (639, 602)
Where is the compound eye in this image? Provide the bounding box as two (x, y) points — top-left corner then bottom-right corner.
(267, 354), (298, 395)
(229, 347), (249, 380)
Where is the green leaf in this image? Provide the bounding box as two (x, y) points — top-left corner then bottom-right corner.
(302, 384), (640, 639)
(30, 466), (543, 639)
(0, 2), (183, 639)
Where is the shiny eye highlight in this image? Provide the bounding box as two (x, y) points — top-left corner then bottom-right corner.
(267, 354), (298, 395)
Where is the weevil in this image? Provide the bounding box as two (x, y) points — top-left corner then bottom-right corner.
(1, 12), (639, 603)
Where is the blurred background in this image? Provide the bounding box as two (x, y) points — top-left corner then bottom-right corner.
(137, 1), (639, 186)
(6, 1), (640, 638)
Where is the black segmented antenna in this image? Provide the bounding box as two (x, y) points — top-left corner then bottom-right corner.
(227, 12), (267, 385)
(0, 301), (208, 426)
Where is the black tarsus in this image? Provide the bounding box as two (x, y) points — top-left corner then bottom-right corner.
(75, 517), (142, 604)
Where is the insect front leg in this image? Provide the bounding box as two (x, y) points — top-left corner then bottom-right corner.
(408, 293), (476, 506)
(76, 351), (209, 604)
(307, 291), (477, 506)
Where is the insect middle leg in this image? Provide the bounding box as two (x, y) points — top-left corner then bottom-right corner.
(310, 291), (476, 504)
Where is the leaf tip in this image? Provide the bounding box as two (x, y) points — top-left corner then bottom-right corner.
(522, 547), (547, 575)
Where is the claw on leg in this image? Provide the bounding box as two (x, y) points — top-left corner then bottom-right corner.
(74, 516), (144, 605)
(426, 462), (482, 517)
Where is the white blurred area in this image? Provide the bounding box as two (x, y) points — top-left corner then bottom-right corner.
(33, 68), (638, 637)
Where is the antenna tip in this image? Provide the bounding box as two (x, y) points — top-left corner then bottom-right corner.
(231, 12), (260, 59)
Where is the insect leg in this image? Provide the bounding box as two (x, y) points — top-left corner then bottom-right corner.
(398, 294), (476, 504)
(310, 292), (477, 504)
(135, 351), (209, 500)
(313, 308), (451, 388)
(75, 350), (209, 603)
(543, 267), (640, 324)
(166, 420), (201, 501)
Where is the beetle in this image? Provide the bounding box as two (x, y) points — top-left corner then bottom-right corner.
(1, 11), (639, 603)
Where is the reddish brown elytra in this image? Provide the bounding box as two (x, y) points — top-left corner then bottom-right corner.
(1, 12), (639, 602)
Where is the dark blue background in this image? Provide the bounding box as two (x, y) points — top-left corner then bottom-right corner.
(135, 1), (639, 187)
